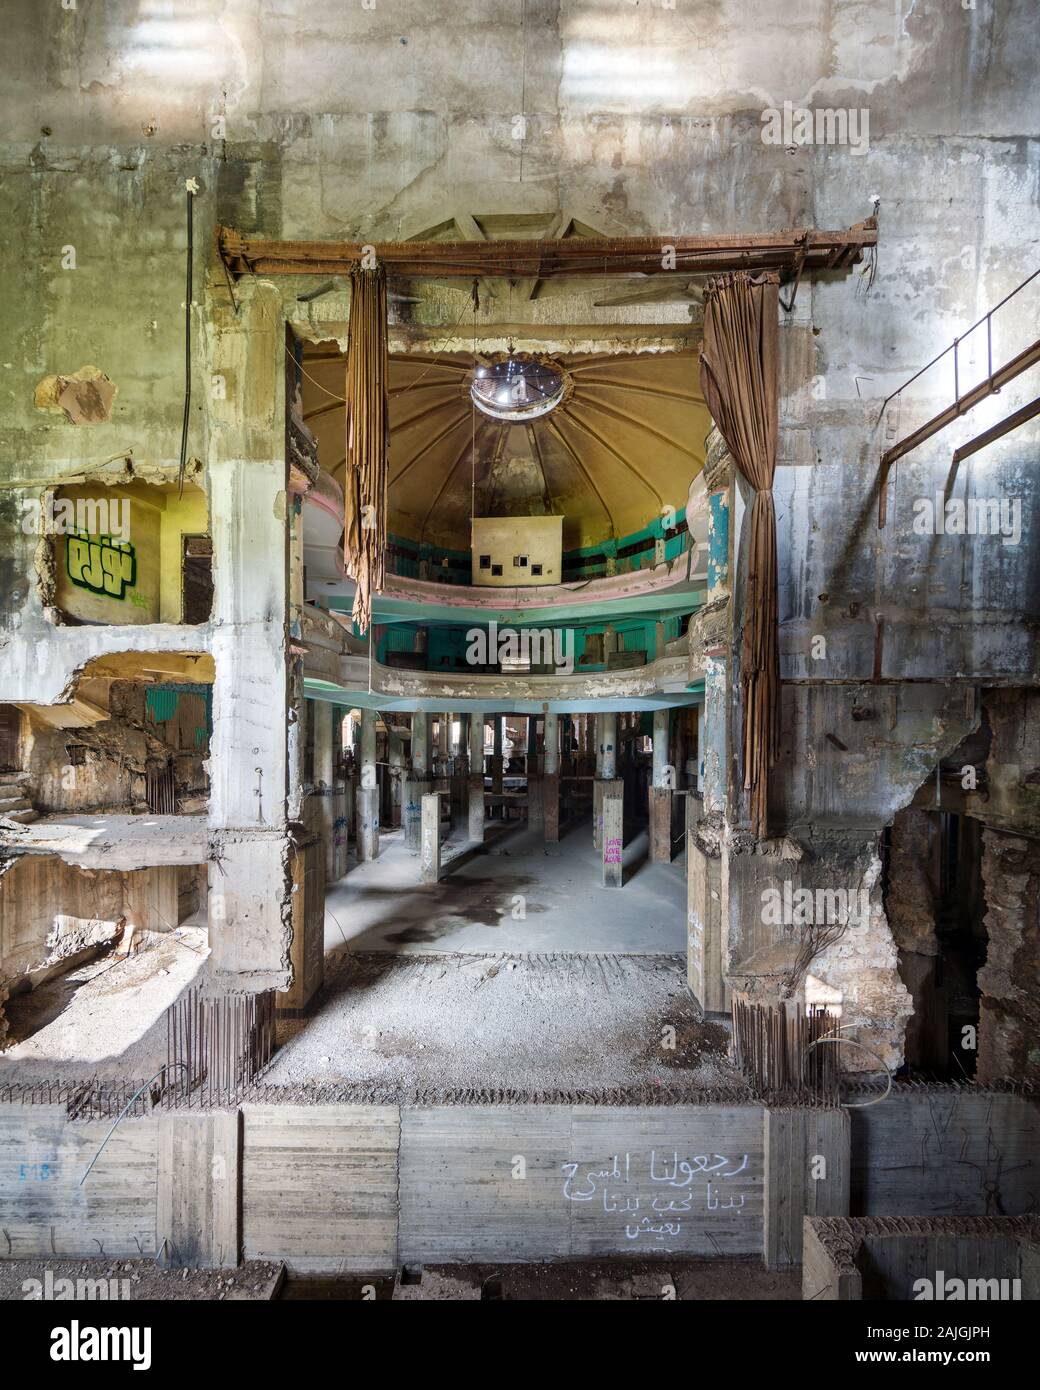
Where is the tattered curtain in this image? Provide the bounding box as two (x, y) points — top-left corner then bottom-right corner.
(343, 264), (389, 633)
(699, 270), (781, 839)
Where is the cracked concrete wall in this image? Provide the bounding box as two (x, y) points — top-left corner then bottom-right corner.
(722, 829), (913, 1070)
(978, 829), (1040, 1083)
(967, 689), (1040, 836)
(26, 682), (209, 815)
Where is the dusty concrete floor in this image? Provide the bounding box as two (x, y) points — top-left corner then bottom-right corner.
(0, 816), (711, 1097)
(265, 949), (742, 1099)
(325, 816), (688, 954)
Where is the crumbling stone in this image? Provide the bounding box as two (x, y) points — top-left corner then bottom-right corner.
(34, 366), (116, 424)
(977, 829), (1040, 1083)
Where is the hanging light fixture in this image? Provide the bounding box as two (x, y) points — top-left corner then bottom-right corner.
(469, 351), (569, 422)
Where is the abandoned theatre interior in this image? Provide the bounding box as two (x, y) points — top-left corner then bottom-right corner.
(0, 0), (1038, 1333)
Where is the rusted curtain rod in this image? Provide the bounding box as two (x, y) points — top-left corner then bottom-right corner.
(217, 219), (876, 281)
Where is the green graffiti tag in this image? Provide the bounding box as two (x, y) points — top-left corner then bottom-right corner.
(66, 530), (137, 600)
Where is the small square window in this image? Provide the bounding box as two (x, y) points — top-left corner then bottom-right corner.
(514, 555), (528, 568)
(479, 554), (491, 569)
(531, 563), (543, 576)
(491, 563), (503, 576)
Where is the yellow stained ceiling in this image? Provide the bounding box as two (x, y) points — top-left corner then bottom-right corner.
(302, 348), (710, 553)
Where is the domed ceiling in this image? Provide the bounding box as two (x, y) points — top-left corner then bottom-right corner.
(302, 347), (711, 553)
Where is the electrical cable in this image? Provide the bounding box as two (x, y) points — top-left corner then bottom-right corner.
(177, 181), (197, 497)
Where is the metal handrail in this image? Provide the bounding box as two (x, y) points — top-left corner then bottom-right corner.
(877, 267), (1040, 423)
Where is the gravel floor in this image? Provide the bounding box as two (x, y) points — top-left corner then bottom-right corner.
(265, 950), (744, 1099)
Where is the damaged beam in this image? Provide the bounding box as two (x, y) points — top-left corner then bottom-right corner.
(951, 394), (1040, 464)
(217, 221), (876, 282)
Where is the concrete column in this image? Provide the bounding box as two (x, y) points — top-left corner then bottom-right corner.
(420, 792), (441, 884)
(599, 713), (617, 778)
(651, 709), (670, 787)
(388, 727), (405, 828)
(491, 714), (504, 795)
(543, 712), (559, 843)
(650, 707), (673, 863)
(412, 711), (429, 774)
(313, 699), (334, 787)
(310, 698), (346, 881)
(157, 1112), (241, 1269)
(357, 707), (379, 861)
(450, 714), (467, 828)
(287, 670), (306, 823)
(686, 795), (728, 1014)
(456, 714), (470, 775)
(655, 620), (667, 660)
(468, 712), (485, 842)
(764, 1109), (850, 1270)
(207, 283), (291, 990)
(601, 787), (624, 888)
(697, 705), (706, 794)
(525, 715), (542, 829)
(593, 712), (618, 849)
(527, 772), (544, 830)
(405, 711), (429, 851)
(543, 713), (559, 776)
(603, 625), (618, 664)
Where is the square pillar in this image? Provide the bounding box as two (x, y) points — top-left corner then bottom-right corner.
(157, 1112), (241, 1269)
(421, 792), (441, 884)
(207, 283), (292, 991)
(357, 708), (379, 861)
(544, 772), (560, 843)
(649, 787), (673, 863)
(687, 805), (729, 1014)
(491, 715), (504, 794)
(467, 711), (485, 843)
(527, 775), (544, 829)
(764, 1108), (850, 1270)
(595, 775), (623, 858)
(403, 779), (424, 852)
(279, 829), (324, 1013)
(388, 727), (405, 828)
(601, 787), (624, 888)
(356, 787), (379, 861)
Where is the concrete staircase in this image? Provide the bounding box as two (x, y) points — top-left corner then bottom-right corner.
(0, 771), (37, 824)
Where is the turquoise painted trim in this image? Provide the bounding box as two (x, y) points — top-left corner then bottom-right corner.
(708, 490), (729, 592)
(338, 585), (702, 628)
(304, 678), (704, 715)
(376, 612), (691, 669)
(562, 507), (689, 579)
